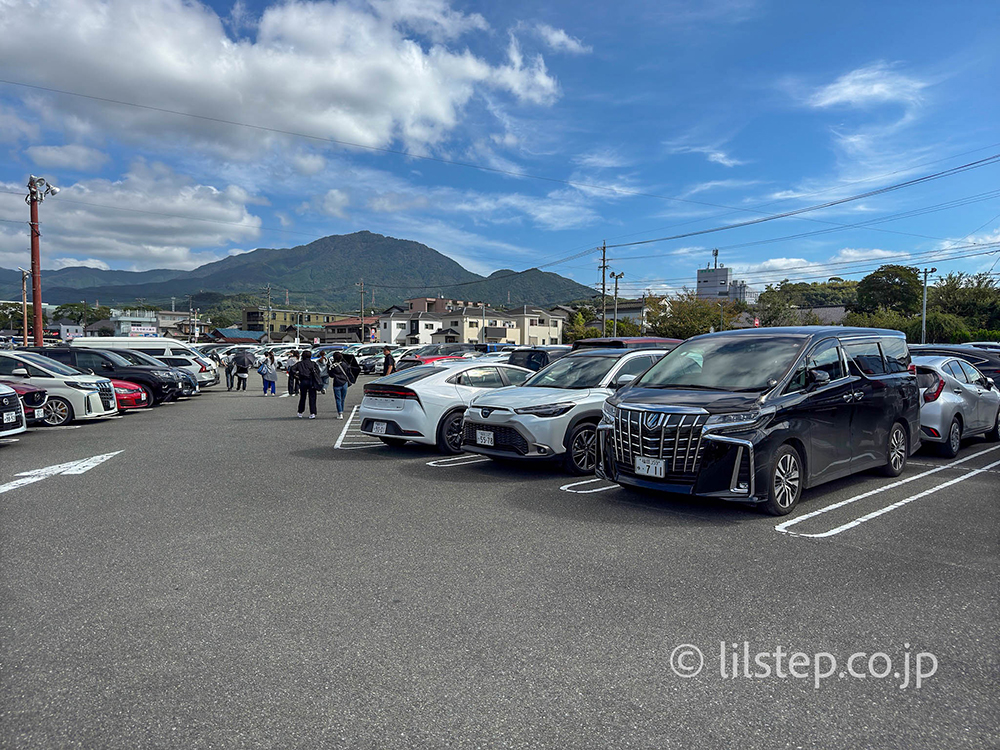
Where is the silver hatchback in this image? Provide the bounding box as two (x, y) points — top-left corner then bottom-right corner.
(914, 355), (1000, 456)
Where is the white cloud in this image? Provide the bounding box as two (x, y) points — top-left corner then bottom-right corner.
(0, 161), (262, 271)
(317, 189), (350, 218)
(830, 248), (901, 263)
(26, 144), (110, 171)
(681, 179), (763, 197)
(535, 24), (592, 55)
(573, 148), (632, 169)
(808, 63), (927, 111)
(0, 0), (560, 159)
(664, 138), (747, 167)
(49, 257), (110, 270)
(290, 152), (327, 176)
(0, 105), (34, 144)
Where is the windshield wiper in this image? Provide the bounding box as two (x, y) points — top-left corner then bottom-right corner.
(644, 383), (728, 390)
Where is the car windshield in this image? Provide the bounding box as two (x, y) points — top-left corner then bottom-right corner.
(525, 356), (618, 389)
(636, 335), (806, 391)
(115, 350), (164, 367)
(18, 352), (86, 376)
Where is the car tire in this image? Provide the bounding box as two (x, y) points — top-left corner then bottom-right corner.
(436, 410), (465, 454)
(563, 421), (598, 475)
(140, 384), (157, 406)
(881, 421), (909, 476)
(760, 444), (802, 516)
(938, 417), (961, 458)
(379, 437), (407, 447)
(42, 396), (74, 427)
(986, 408), (1000, 442)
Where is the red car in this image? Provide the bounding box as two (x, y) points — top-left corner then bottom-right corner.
(0, 379), (48, 424)
(112, 379), (150, 410)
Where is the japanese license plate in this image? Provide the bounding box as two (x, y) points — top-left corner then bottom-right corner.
(634, 456), (665, 478)
(476, 429), (494, 446)
(372, 421), (387, 435)
(3, 412), (16, 424)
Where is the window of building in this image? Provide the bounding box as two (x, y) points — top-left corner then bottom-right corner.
(425, 324), (435, 330)
(469, 321), (478, 328)
(530, 318), (540, 326)
(451, 321), (460, 328)
(396, 322), (406, 329)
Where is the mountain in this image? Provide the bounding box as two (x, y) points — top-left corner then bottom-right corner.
(0, 231), (596, 311)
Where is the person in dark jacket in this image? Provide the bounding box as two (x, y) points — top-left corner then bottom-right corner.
(290, 350), (322, 419)
(382, 346), (396, 376)
(329, 351), (352, 419)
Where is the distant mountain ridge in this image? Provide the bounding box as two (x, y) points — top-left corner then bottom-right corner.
(0, 231), (596, 311)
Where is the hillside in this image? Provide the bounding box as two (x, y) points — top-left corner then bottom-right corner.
(0, 231), (596, 311)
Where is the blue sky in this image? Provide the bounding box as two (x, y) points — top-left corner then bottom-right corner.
(1, 0), (998, 299)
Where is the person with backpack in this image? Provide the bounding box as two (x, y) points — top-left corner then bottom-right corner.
(259, 352), (277, 396)
(224, 352), (235, 391)
(290, 350), (322, 419)
(283, 350), (299, 398)
(315, 351), (330, 394)
(329, 351), (353, 420)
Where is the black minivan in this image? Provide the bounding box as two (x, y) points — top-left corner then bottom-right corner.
(596, 327), (921, 515)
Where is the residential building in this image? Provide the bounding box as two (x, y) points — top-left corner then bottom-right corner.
(156, 310), (188, 337)
(506, 305), (565, 345)
(323, 315), (381, 343)
(242, 307), (345, 336)
(110, 308), (158, 337)
(405, 297), (484, 314)
(379, 305), (523, 345)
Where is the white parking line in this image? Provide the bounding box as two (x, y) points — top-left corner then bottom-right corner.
(559, 478), (619, 494)
(0, 438), (19, 445)
(334, 406), (381, 450)
(426, 455), (491, 467)
(776, 444), (1000, 538)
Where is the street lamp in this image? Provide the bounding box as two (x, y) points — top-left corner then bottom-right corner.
(25, 175), (59, 346)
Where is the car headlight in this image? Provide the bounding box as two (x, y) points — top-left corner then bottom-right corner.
(601, 401), (616, 424)
(114, 387), (133, 395)
(705, 408), (774, 432)
(64, 381), (98, 391)
(152, 370), (173, 378)
(514, 403), (575, 417)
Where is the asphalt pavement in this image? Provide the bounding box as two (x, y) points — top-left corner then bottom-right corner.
(1, 380), (997, 749)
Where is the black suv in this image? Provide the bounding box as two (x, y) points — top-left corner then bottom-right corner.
(22, 347), (180, 404)
(596, 327), (921, 516)
(908, 344), (1000, 382)
(507, 346), (572, 371)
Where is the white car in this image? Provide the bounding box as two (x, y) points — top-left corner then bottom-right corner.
(463, 348), (669, 474)
(346, 343), (398, 360)
(0, 351), (119, 426)
(359, 361), (533, 453)
(155, 353), (220, 387)
(0, 382), (27, 438)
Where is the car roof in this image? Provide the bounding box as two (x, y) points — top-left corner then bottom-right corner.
(564, 348), (670, 359)
(693, 326), (905, 339)
(912, 355), (959, 367)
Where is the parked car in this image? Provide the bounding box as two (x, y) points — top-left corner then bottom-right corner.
(0, 382), (27, 438)
(464, 348), (669, 474)
(101, 348), (190, 396)
(506, 346), (572, 372)
(345, 343), (399, 359)
(20, 346), (181, 404)
(0, 351), (118, 426)
(111, 379), (150, 410)
(913, 355), (1000, 456)
(359, 361), (533, 453)
(153, 353), (220, 387)
(596, 327), (921, 516)
(966, 341), (1000, 351)
(395, 343), (477, 370)
(909, 344), (1000, 382)
(0, 380), (48, 424)
(572, 337), (683, 350)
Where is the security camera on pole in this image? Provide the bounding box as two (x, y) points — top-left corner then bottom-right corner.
(25, 175), (59, 346)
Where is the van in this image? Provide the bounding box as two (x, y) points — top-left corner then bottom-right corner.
(71, 337), (217, 374)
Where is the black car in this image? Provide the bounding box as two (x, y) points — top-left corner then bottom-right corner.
(908, 344), (1000, 382)
(506, 346), (572, 372)
(21, 347), (180, 404)
(596, 327), (921, 516)
(103, 348), (196, 397)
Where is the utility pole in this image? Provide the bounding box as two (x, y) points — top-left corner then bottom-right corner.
(610, 271), (624, 336)
(356, 280), (365, 343)
(262, 284), (273, 341)
(26, 175), (59, 346)
(599, 241), (608, 335)
(719, 302), (725, 332)
(18, 267), (30, 346)
(187, 295), (194, 343)
(921, 267), (937, 344)
(640, 291), (646, 334)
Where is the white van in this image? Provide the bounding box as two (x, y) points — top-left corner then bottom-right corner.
(71, 337), (218, 376)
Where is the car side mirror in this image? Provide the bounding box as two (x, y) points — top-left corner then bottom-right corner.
(615, 373), (637, 389)
(102, 362), (113, 370)
(806, 368), (830, 390)
(11, 367), (28, 377)
(987, 377), (996, 389)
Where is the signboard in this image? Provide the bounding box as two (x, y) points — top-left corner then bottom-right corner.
(753, 317), (760, 328)
(128, 326), (158, 337)
(313, 338), (320, 345)
(369, 327), (376, 342)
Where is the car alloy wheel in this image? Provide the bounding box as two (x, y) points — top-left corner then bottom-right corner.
(889, 425), (907, 473)
(938, 418), (962, 458)
(42, 397), (72, 427)
(773, 452), (800, 510)
(565, 423), (597, 475)
(437, 411), (465, 454)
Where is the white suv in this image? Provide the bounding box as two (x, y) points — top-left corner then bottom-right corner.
(463, 349), (668, 474)
(0, 382), (27, 438)
(0, 351), (118, 426)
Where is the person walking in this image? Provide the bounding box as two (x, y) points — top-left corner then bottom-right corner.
(282, 350), (299, 398)
(224, 352), (235, 390)
(329, 351), (353, 420)
(290, 350), (321, 419)
(382, 346), (396, 376)
(260, 351), (277, 396)
(316, 351), (330, 394)
(234, 357), (249, 390)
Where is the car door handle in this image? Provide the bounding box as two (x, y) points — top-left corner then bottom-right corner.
(953, 388), (963, 394)
(853, 391), (864, 400)
(842, 393), (853, 402)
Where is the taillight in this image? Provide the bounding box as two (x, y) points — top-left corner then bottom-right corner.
(907, 363), (916, 376)
(364, 386), (420, 401)
(924, 377), (946, 403)
(199, 364), (208, 373)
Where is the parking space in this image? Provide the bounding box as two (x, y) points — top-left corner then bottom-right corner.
(1, 388), (997, 749)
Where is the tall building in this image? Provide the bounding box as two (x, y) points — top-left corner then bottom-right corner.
(695, 251), (757, 303)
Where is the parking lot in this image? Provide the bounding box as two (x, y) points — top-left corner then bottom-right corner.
(2, 381), (998, 749)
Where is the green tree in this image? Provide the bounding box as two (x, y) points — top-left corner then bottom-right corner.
(929, 272), (1000, 330)
(563, 312), (587, 343)
(853, 265), (922, 315)
(755, 284), (797, 327)
(651, 291), (739, 339)
(53, 302), (112, 326)
(605, 316), (641, 336)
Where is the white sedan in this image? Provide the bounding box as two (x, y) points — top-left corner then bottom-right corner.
(359, 361), (533, 453)
(0, 351), (118, 426)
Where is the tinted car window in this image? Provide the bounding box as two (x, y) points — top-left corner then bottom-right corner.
(943, 361), (967, 382)
(915, 367), (939, 390)
(40, 349), (73, 364)
(136, 347), (167, 356)
(844, 341), (886, 376)
(787, 338), (844, 394)
(457, 367), (505, 388)
(76, 351), (111, 371)
(526, 356), (618, 389)
(502, 367), (531, 385)
(880, 337), (910, 373)
(958, 360), (983, 385)
(614, 356), (654, 381)
(0, 357), (22, 376)
(18, 352), (83, 376)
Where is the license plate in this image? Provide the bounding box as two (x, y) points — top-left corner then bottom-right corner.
(3, 412), (16, 424)
(634, 456), (665, 478)
(476, 429), (494, 446)
(372, 421), (387, 435)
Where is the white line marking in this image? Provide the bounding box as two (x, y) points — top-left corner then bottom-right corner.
(426, 455), (491, 467)
(335, 406), (374, 449)
(1, 451), (123, 495)
(0, 438), (19, 444)
(782, 457), (1000, 538)
(776, 444), (1000, 537)
(559, 478), (619, 494)
(45, 425), (81, 430)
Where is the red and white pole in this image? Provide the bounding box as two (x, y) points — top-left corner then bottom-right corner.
(29, 193), (43, 346)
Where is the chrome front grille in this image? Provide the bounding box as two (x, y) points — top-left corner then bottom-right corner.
(613, 408), (709, 474)
(97, 381), (115, 410)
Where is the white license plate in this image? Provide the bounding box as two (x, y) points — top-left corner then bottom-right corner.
(3, 412), (16, 424)
(634, 456), (665, 478)
(476, 429), (494, 446)
(372, 421), (387, 435)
